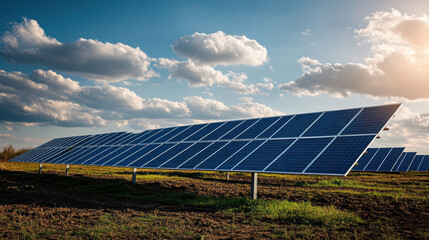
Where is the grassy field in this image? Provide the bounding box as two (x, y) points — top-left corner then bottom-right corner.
(0, 161), (428, 239)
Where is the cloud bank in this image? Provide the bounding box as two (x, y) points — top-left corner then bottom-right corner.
(0, 18), (156, 82)
(281, 9), (429, 100)
(0, 69), (281, 128)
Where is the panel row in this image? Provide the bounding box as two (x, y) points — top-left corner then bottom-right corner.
(16, 134), (374, 175)
(33, 104), (401, 152)
(352, 147), (405, 172)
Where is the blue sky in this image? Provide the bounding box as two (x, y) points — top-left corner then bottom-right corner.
(1, 0), (429, 154)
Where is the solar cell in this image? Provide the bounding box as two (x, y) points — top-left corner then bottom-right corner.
(160, 142), (211, 169)
(396, 152), (417, 172)
(144, 143), (194, 168)
(168, 124), (208, 142)
(233, 139), (295, 171)
(216, 140), (265, 170)
(179, 142), (228, 169)
(265, 137), (333, 173)
(115, 145), (159, 167)
(417, 156), (429, 171)
(304, 135), (375, 175)
(303, 109), (360, 137)
(202, 120), (243, 140)
(128, 143), (176, 167)
(352, 148), (378, 171)
(378, 148), (404, 171)
(272, 113), (321, 138)
(341, 104), (399, 135)
(235, 117), (280, 139)
(220, 119), (259, 140)
(408, 155), (424, 171)
(195, 141), (248, 170)
(364, 148), (391, 171)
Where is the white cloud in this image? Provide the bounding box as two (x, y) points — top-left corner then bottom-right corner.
(184, 96), (282, 120)
(0, 69), (281, 128)
(157, 58), (265, 94)
(301, 29), (310, 35)
(280, 9), (429, 100)
(0, 18), (156, 82)
(172, 31), (267, 66)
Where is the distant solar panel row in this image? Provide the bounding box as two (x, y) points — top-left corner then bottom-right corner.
(353, 149), (428, 172)
(11, 104), (401, 176)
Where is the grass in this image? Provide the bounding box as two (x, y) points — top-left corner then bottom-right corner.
(1, 158), (428, 239)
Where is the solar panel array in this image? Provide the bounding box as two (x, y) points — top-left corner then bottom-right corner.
(352, 147), (405, 172)
(11, 104), (401, 176)
(407, 155), (429, 171)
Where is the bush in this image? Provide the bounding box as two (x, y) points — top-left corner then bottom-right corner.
(0, 144), (31, 162)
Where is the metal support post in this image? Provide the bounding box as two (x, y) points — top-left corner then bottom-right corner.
(132, 168), (137, 184)
(66, 164), (70, 176)
(226, 172), (230, 181)
(251, 172), (258, 199)
(39, 163), (43, 174)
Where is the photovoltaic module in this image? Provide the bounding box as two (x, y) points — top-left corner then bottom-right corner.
(11, 103), (401, 176)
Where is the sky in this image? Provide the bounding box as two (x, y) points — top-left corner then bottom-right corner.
(0, 0), (428, 154)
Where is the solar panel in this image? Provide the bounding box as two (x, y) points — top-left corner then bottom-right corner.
(395, 152), (417, 172)
(417, 156), (429, 171)
(408, 155), (425, 171)
(352, 147), (405, 172)
(10, 103), (401, 176)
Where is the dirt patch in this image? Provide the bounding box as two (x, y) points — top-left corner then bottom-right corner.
(0, 164), (428, 239)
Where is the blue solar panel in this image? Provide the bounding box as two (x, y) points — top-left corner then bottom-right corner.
(341, 104), (400, 135)
(272, 113), (321, 138)
(119, 131), (149, 145)
(63, 147), (97, 164)
(408, 155), (423, 171)
(99, 145), (150, 166)
(74, 146), (112, 165)
(304, 135), (374, 175)
(129, 143), (175, 167)
(179, 142), (228, 169)
(168, 124), (207, 142)
(142, 127), (176, 143)
(233, 139), (295, 171)
(378, 148), (404, 171)
(160, 142), (211, 169)
(143, 143), (193, 168)
(417, 156), (429, 171)
(115, 145), (159, 167)
(90, 146), (125, 165)
(265, 137), (333, 173)
(352, 148), (378, 171)
(11, 103), (400, 177)
(392, 153), (405, 172)
(128, 129), (162, 144)
(83, 146), (127, 165)
(154, 126), (189, 143)
(46, 147), (81, 164)
(235, 117), (281, 139)
(216, 140), (265, 170)
(396, 152), (416, 172)
(303, 109), (360, 137)
(195, 141), (248, 170)
(258, 116), (293, 138)
(364, 148), (391, 171)
(185, 122), (224, 141)
(220, 119), (259, 140)
(202, 120), (243, 140)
